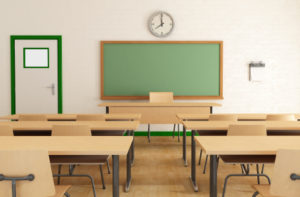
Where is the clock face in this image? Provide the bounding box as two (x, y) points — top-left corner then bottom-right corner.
(148, 11), (174, 37)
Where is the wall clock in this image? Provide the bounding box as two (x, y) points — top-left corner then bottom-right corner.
(148, 11), (174, 38)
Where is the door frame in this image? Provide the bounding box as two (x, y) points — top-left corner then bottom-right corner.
(10, 35), (63, 114)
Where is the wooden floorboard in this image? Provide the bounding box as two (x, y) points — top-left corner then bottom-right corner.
(53, 136), (273, 197)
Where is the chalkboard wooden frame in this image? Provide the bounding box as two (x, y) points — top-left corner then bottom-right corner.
(100, 41), (223, 100)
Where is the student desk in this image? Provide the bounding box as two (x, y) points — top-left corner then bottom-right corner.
(0, 136), (132, 197)
(0, 113), (141, 121)
(177, 113), (300, 121)
(182, 121), (300, 192)
(99, 103), (221, 124)
(195, 136), (300, 197)
(0, 121), (139, 164)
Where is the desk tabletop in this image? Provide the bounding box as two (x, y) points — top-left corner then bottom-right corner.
(183, 121), (300, 130)
(0, 113), (141, 121)
(195, 136), (300, 155)
(99, 102), (222, 107)
(0, 136), (132, 155)
(0, 121), (140, 131)
(177, 113), (300, 121)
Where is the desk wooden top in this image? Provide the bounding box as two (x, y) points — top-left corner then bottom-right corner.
(0, 121), (140, 131)
(177, 113), (300, 121)
(195, 136), (300, 155)
(183, 121), (300, 131)
(0, 113), (141, 121)
(99, 102), (221, 107)
(0, 136), (132, 155)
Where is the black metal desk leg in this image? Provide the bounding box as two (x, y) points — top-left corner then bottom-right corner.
(112, 155), (119, 197)
(125, 143), (132, 192)
(189, 130), (198, 192)
(210, 155), (218, 197)
(183, 126), (187, 166)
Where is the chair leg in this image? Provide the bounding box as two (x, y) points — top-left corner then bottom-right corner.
(57, 164), (62, 185)
(221, 173), (271, 197)
(198, 149), (203, 165)
(222, 174), (231, 197)
(261, 164), (265, 174)
(203, 155), (208, 174)
(256, 164), (260, 184)
(148, 124), (151, 143)
(177, 124), (180, 142)
(173, 124), (176, 138)
(252, 191), (259, 197)
(106, 159), (111, 174)
(64, 192), (71, 197)
(99, 165), (106, 189)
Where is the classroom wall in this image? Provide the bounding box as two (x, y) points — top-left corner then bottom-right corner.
(1, 0), (300, 130)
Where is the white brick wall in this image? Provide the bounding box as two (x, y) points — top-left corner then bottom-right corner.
(0, 0), (300, 130)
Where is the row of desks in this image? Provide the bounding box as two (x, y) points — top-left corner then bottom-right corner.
(177, 113), (300, 121)
(0, 113), (141, 121)
(0, 120), (140, 197)
(179, 118), (300, 197)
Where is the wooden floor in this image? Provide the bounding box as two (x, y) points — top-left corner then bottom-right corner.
(54, 136), (273, 197)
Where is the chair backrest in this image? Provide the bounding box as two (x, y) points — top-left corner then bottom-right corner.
(208, 114), (238, 121)
(0, 150), (55, 197)
(266, 114), (296, 121)
(270, 149), (300, 197)
(227, 125), (266, 136)
(52, 125), (91, 136)
(0, 125), (13, 136)
(77, 114), (105, 121)
(149, 92), (173, 103)
(18, 114), (47, 121)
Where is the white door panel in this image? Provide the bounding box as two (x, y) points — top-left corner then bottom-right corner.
(15, 40), (58, 113)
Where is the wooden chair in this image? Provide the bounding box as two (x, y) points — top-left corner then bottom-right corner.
(221, 125), (274, 197)
(51, 125), (109, 197)
(148, 92), (178, 142)
(18, 114), (47, 121)
(252, 149), (300, 197)
(0, 125), (14, 136)
(200, 114), (238, 173)
(266, 114), (296, 121)
(0, 150), (70, 197)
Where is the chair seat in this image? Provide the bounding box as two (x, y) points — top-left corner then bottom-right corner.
(220, 155), (276, 164)
(252, 185), (281, 197)
(50, 155), (109, 164)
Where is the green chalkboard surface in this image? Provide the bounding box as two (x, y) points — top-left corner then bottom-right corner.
(101, 41), (223, 100)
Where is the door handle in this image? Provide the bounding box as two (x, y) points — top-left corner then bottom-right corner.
(46, 83), (55, 95)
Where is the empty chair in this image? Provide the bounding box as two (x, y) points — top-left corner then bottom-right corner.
(252, 149), (300, 197)
(148, 92), (179, 142)
(266, 114), (296, 121)
(76, 114), (105, 121)
(51, 124), (109, 197)
(221, 125), (274, 197)
(0, 150), (70, 197)
(18, 114), (47, 121)
(0, 125), (13, 136)
(149, 92), (173, 103)
(200, 114), (238, 172)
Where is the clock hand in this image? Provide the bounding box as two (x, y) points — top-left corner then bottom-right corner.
(160, 12), (164, 26)
(155, 24), (161, 29)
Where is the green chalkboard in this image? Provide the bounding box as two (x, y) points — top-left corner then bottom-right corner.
(101, 41), (223, 100)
